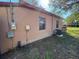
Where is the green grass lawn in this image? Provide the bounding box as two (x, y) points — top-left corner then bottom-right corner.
(67, 27), (79, 38)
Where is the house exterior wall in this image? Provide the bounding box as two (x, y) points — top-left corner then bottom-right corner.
(52, 15), (63, 31)
(0, 7), (63, 54)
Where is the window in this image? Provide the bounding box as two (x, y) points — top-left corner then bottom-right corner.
(56, 20), (59, 28)
(39, 16), (46, 30)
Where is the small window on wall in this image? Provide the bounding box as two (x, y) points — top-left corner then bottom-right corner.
(39, 16), (46, 30)
(56, 20), (59, 28)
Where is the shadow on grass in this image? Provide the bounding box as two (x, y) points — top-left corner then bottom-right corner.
(54, 32), (79, 45)
(1, 32), (79, 59)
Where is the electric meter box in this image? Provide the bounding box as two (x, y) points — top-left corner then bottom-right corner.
(25, 25), (31, 31)
(11, 21), (16, 30)
(7, 31), (14, 39)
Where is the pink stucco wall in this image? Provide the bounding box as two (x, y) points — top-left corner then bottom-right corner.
(0, 7), (63, 54)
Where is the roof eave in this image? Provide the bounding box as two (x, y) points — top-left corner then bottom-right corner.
(0, 2), (63, 19)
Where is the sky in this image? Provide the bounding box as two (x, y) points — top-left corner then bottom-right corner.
(38, 0), (71, 18)
(63, 11), (71, 18)
(0, 0), (19, 2)
(38, 0), (49, 10)
(0, 0), (71, 18)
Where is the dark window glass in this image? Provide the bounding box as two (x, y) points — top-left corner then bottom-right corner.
(39, 17), (46, 30)
(56, 20), (59, 28)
